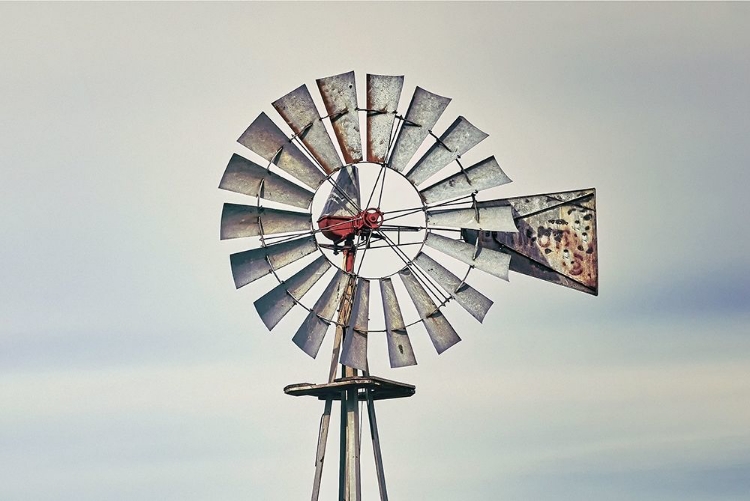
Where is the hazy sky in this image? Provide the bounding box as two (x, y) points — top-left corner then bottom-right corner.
(2, 3), (749, 500)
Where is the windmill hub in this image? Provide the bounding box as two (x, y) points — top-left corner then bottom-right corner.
(316, 207), (384, 242)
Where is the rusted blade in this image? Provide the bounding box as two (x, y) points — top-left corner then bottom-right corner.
(424, 232), (510, 281)
(317, 71), (362, 164)
(426, 203), (517, 232)
(273, 85), (342, 174)
(237, 112), (325, 190)
(389, 87), (451, 173)
(220, 203), (312, 240)
(229, 236), (318, 289)
(340, 278), (370, 371)
(219, 154), (315, 210)
(367, 74), (404, 163)
(380, 278), (417, 368)
(406, 117), (488, 186)
(413, 253), (493, 323)
(398, 267), (461, 354)
(419, 156), (512, 205)
(320, 165), (360, 218)
(253, 255), (331, 330)
(462, 189), (598, 295)
(292, 270), (350, 358)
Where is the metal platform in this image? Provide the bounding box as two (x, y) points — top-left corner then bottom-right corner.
(284, 375), (415, 401)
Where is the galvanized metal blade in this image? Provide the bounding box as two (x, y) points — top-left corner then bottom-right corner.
(406, 117), (488, 186)
(419, 156), (512, 205)
(339, 278), (370, 371)
(219, 154), (315, 210)
(229, 235), (318, 289)
(462, 189), (598, 295)
(366, 74), (404, 163)
(317, 71), (362, 164)
(220, 203), (312, 240)
(320, 165), (360, 218)
(380, 278), (417, 368)
(426, 203), (517, 232)
(272, 85), (342, 174)
(237, 112), (325, 191)
(424, 232), (510, 281)
(413, 253), (493, 323)
(398, 267), (461, 354)
(253, 255), (331, 330)
(292, 270), (351, 358)
(389, 87), (451, 173)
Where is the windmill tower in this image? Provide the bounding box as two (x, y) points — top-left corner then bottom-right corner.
(218, 71), (598, 500)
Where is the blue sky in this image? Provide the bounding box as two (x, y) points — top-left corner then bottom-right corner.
(1, 3), (749, 500)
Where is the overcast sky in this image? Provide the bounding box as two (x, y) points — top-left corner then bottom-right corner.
(2, 2), (749, 501)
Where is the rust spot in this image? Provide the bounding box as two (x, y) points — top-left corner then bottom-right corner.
(583, 214), (592, 221)
(544, 248), (552, 254)
(398, 344), (404, 354)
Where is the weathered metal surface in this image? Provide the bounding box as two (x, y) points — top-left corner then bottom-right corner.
(406, 117), (488, 186)
(220, 203), (312, 239)
(398, 267), (461, 354)
(388, 87), (451, 173)
(425, 204), (517, 232)
(292, 270), (350, 358)
(219, 153), (315, 210)
(320, 165), (360, 218)
(413, 253), (493, 323)
(340, 278), (370, 371)
(367, 74), (404, 163)
(424, 232), (510, 281)
(366, 394), (389, 501)
(419, 156), (511, 205)
(272, 85), (342, 174)
(317, 71), (363, 164)
(253, 255), (331, 330)
(462, 189), (598, 295)
(229, 236), (318, 289)
(237, 112), (325, 190)
(380, 278), (417, 368)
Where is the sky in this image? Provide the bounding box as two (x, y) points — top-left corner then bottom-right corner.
(1, 2), (749, 500)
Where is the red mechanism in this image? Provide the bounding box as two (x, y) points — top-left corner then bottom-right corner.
(317, 208), (384, 272)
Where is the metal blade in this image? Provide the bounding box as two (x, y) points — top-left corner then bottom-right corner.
(229, 236), (318, 289)
(237, 112), (325, 190)
(380, 278), (417, 368)
(413, 253), (493, 323)
(220, 203), (312, 240)
(419, 156), (511, 205)
(398, 267), (461, 354)
(317, 71), (362, 164)
(388, 87), (451, 173)
(253, 255), (331, 330)
(273, 85), (342, 174)
(426, 203), (517, 232)
(219, 154), (315, 210)
(320, 165), (360, 218)
(366, 74), (403, 163)
(292, 270), (351, 358)
(424, 232), (510, 281)
(406, 117), (488, 186)
(339, 278), (370, 371)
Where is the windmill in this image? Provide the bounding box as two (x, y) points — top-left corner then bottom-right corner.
(219, 71), (598, 500)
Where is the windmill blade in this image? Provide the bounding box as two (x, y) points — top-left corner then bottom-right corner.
(380, 278), (417, 368)
(398, 267), (461, 354)
(426, 203), (517, 232)
(253, 255), (331, 330)
(317, 71), (363, 164)
(219, 154), (315, 210)
(406, 117), (488, 186)
(220, 203), (312, 240)
(339, 278), (370, 371)
(292, 270), (351, 358)
(413, 253), (493, 323)
(320, 165), (360, 218)
(237, 112), (325, 191)
(424, 232), (510, 281)
(388, 87), (451, 173)
(419, 156), (511, 205)
(462, 189), (598, 295)
(367, 74), (404, 163)
(273, 85), (342, 174)
(229, 236), (318, 289)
